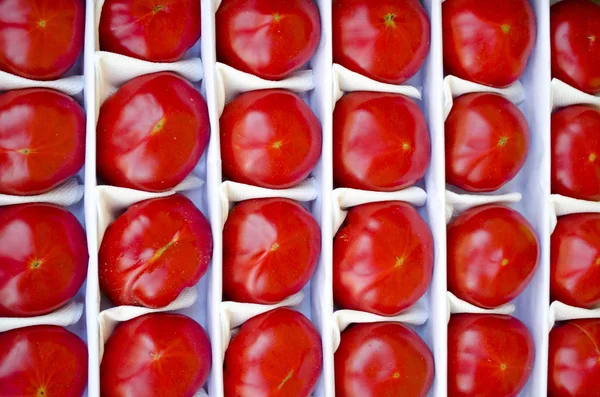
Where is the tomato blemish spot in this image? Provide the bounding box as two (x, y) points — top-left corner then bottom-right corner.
(500, 363), (507, 371)
(270, 243), (280, 252)
(501, 24), (511, 34)
(590, 153), (597, 162)
(501, 258), (509, 267)
(277, 369), (294, 390)
(152, 5), (165, 14)
(498, 136), (508, 147)
(151, 116), (167, 135)
(37, 20), (47, 28)
(393, 372), (400, 379)
(384, 13), (396, 28)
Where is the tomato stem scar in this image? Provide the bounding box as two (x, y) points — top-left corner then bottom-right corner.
(273, 13), (282, 22)
(18, 148), (31, 155)
(393, 372), (400, 379)
(151, 116), (166, 135)
(272, 140), (283, 149)
(30, 259), (41, 269)
(395, 256), (405, 268)
(36, 388), (47, 397)
(590, 153), (597, 162)
(402, 142), (411, 151)
(270, 243), (279, 252)
(501, 258), (509, 267)
(37, 20), (47, 28)
(498, 136), (508, 147)
(277, 369), (294, 390)
(384, 13), (396, 28)
(500, 363), (507, 371)
(153, 5), (165, 14)
(589, 35), (597, 43)
(501, 24), (511, 34)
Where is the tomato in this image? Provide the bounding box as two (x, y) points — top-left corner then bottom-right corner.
(551, 213), (600, 308)
(445, 93), (530, 192)
(551, 105), (600, 200)
(332, 0), (430, 84)
(0, 88), (85, 196)
(220, 90), (321, 189)
(101, 313), (211, 397)
(448, 314), (534, 397)
(216, 0), (321, 80)
(99, 194), (212, 308)
(335, 322), (434, 397)
(333, 92), (430, 191)
(99, 0), (201, 62)
(0, 325), (87, 397)
(223, 308), (322, 397)
(551, 0), (600, 95)
(97, 72), (209, 192)
(447, 205), (539, 308)
(442, 0), (536, 87)
(548, 318), (600, 396)
(0, 203), (88, 317)
(333, 201), (433, 316)
(0, 0), (84, 80)
(223, 198), (320, 304)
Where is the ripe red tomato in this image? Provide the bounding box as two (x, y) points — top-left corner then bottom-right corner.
(333, 92), (430, 191)
(223, 198), (320, 304)
(101, 313), (211, 397)
(223, 308), (322, 397)
(0, 325), (88, 397)
(448, 314), (534, 397)
(551, 105), (600, 200)
(445, 93), (530, 192)
(220, 90), (322, 189)
(332, 0), (430, 84)
(549, 318), (600, 396)
(0, 0), (84, 80)
(99, 0), (201, 62)
(551, 0), (600, 95)
(99, 194), (212, 308)
(447, 205), (539, 308)
(333, 201), (433, 316)
(335, 322), (434, 397)
(442, 0), (536, 87)
(97, 72), (209, 192)
(0, 88), (85, 196)
(0, 203), (88, 317)
(216, 0), (321, 80)
(551, 213), (600, 308)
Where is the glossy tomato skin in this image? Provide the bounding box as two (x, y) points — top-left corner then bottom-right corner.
(99, 194), (212, 308)
(97, 72), (209, 192)
(216, 0), (321, 80)
(551, 213), (600, 308)
(551, 105), (600, 200)
(448, 314), (534, 397)
(0, 0), (84, 80)
(0, 203), (88, 317)
(442, 0), (536, 87)
(445, 93), (530, 192)
(101, 313), (211, 397)
(223, 308), (322, 397)
(335, 322), (434, 397)
(333, 92), (430, 191)
(0, 325), (88, 397)
(0, 88), (85, 195)
(99, 0), (201, 62)
(223, 198), (320, 304)
(220, 90), (322, 189)
(550, 0), (600, 95)
(447, 205), (539, 308)
(332, 0), (430, 84)
(549, 319), (600, 396)
(333, 201), (433, 315)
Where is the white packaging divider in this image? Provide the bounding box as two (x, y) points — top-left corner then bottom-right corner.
(440, 1), (552, 396)
(0, 5), (90, 397)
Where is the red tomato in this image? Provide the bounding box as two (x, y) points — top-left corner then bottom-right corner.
(442, 0), (536, 87)
(0, 203), (88, 317)
(551, 105), (600, 200)
(445, 93), (530, 192)
(447, 205), (539, 308)
(448, 314), (534, 397)
(223, 198), (320, 304)
(97, 72), (209, 192)
(216, 0), (321, 80)
(335, 322), (434, 397)
(333, 92), (430, 191)
(223, 308), (322, 397)
(0, 88), (85, 196)
(551, 213), (600, 308)
(0, 325), (88, 397)
(99, 194), (212, 308)
(548, 318), (600, 396)
(333, 201), (433, 315)
(99, 0), (201, 62)
(220, 90), (322, 189)
(551, 0), (600, 95)
(0, 0), (84, 80)
(332, 0), (430, 84)
(101, 313), (211, 397)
